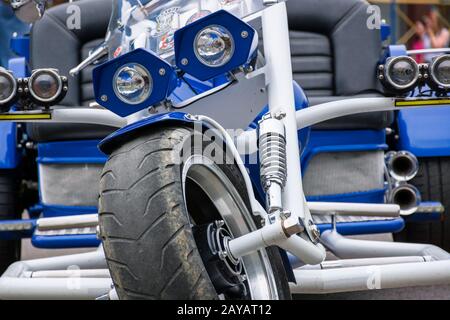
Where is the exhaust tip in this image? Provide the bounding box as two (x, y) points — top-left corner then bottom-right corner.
(386, 151), (419, 182)
(389, 184), (421, 215)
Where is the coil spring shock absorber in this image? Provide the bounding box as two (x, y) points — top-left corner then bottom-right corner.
(258, 114), (287, 213)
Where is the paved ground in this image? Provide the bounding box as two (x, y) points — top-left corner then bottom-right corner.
(20, 233), (450, 299)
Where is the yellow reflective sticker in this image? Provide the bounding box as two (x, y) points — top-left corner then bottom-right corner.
(0, 113), (52, 120)
(395, 99), (450, 107)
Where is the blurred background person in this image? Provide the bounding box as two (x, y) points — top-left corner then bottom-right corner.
(411, 19), (427, 63)
(424, 6), (449, 62)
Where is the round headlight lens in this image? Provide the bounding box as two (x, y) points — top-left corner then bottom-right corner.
(114, 64), (152, 105)
(28, 69), (62, 102)
(0, 70), (16, 104)
(431, 55), (450, 89)
(194, 25), (234, 67)
(385, 56), (419, 90)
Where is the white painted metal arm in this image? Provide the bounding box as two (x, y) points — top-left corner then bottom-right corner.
(295, 97), (395, 129)
(308, 202), (400, 217)
(3, 108), (126, 128)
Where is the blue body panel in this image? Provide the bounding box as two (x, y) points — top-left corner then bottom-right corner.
(317, 218), (404, 235)
(32, 234), (100, 249)
(37, 140), (107, 164)
(397, 107), (450, 157)
(37, 140), (106, 218)
(10, 36), (30, 61)
(0, 123), (19, 169)
(306, 189), (386, 204)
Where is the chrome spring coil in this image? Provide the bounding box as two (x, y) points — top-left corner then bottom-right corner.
(259, 132), (287, 190)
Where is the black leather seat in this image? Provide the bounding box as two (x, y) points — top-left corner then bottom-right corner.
(28, 0), (392, 142)
(287, 0), (393, 130)
(27, 0), (115, 142)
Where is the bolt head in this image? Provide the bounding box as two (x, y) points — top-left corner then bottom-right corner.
(101, 95), (108, 102)
(215, 220), (225, 228)
(181, 58), (189, 66)
(241, 31), (249, 39)
(159, 68), (166, 76)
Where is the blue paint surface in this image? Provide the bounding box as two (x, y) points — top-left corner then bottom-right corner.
(37, 140), (107, 164)
(32, 234), (100, 248)
(397, 107), (450, 157)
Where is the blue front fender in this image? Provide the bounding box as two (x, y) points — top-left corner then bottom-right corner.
(98, 112), (196, 154)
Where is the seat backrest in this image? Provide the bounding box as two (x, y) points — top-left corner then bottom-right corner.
(30, 0), (112, 106)
(287, 0), (382, 97)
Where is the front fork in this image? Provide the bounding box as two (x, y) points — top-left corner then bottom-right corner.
(260, 2), (318, 240)
(225, 2), (326, 266)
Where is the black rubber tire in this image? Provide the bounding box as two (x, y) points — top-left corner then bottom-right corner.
(394, 157), (450, 250)
(0, 170), (21, 274)
(99, 127), (291, 300)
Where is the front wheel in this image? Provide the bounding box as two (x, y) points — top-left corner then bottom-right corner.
(99, 126), (290, 300)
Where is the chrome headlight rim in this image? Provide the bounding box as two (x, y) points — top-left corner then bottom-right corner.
(0, 68), (18, 105)
(429, 54), (450, 90)
(27, 68), (63, 103)
(193, 24), (235, 68)
(113, 63), (153, 105)
(384, 56), (420, 91)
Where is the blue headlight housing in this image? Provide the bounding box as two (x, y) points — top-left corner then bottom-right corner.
(93, 48), (178, 117)
(174, 10), (258, 81)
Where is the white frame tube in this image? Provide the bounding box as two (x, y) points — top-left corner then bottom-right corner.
(0, 247), (111, 300)
(298, 256), (431, 270)
(228, 221), (327, 265)
(291, 260), (450, 294)
(308, 202), (400, 217)
(37, 214), (99, 231)
(2, 247), (107, 277)
(321, 230), (450, 261)
(262, 2), (311, 224)
(0, 278), (112, 300)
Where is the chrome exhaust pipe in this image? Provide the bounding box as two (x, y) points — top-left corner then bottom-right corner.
(385, 151), (419, 182)
(388, 183), (421, 215)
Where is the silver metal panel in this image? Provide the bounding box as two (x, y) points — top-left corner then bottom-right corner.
(173, 73), (267, 130)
